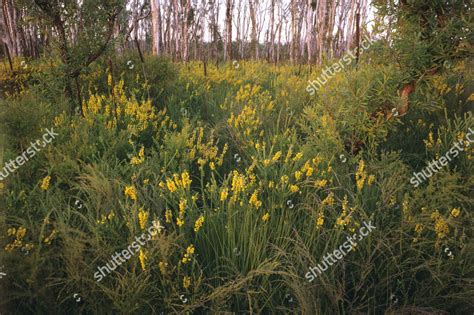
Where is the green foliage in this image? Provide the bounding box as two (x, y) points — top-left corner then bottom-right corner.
(1, 47), (473, 314)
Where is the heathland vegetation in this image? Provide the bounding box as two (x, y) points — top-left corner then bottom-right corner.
(0, 0), (472, 313)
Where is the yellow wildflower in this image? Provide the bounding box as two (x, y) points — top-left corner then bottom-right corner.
(176, 218), (184, 227)
(272, 151), (282, 161)
(322, 192), (334, 206)
(315, 179), (327, 188)
(424, 132), (434, 149)
(295, 171), (302, 181)
(434, 217), (449, 239)
(305, 166), (314, 177)
(130, 146), (145, 165)
(183, 276), (191, 289)
(415, 223), (423, 233)
(165, 209), (173, 223)
(450, 207), (460, 218)
(186, 245), (195, 255)
(182, 245), (195, 264)
(159, 261), (168, 274)
(262, 212), (270, 222)
(124, 186), (137, 201)
(367, 175), (375, 186)
(139, 249), (147, 271)
(179, 199), (187, 213)
(316, 213), (324, 228)
(292, 152), (303, 161)
(138, 208), (148, 230)
(194, 215), (205, 232)
(220, 188), (229, 201)
(166, 178), (177, 192)
(249, 190), (262, 208)
(290, 185), (299, 193)
(181, 172), (192, 188)
(40, 176), (51, 191)
(355, 160), (367, 191)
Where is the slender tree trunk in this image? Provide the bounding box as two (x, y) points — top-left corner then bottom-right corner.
(248, 0), (258, 59)
(225, 0), (233, 61)
(151, 0), (163, 55)
(269, 0), (275, 63)
(306, 0), (314, 65)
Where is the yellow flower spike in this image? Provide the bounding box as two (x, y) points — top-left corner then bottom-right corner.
(290, 185), (299, 193)
(249, 190), (262, 208)
(316, 213), (325, 228)
(450, 207), (461, 218)
(186, 245), (195, 255)
(294, 171), (302, 181)
(159, 261), (168, 274)
(165, 209), (173, 223)
(220, 188), (229, 201)
(124, 186), (137, 201)
(367, 175), (375, 186)
(176, 218), (185, 227)
(16, 227), (26, 240)
(139, 249), (147, 271)
(415, 223), (423, 233)
(181, 171), (192, 188)
(272, 151), (282, 161)
(262, 212), (270, 222)
(292, 152), (303, 161)
(138, 208), (149, 230)
(179, 199), (187, 213)
(434, 217), (449, 239)
(166, 178), (177, 193)
(194, 215), (205, 232)
(322, 192), (335, 206)
(183, 276), (191, 289)
(315, 179), (327, 189)
(40, 176), (51, 191)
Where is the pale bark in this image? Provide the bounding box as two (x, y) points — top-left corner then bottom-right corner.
(151, 0), (163, 55)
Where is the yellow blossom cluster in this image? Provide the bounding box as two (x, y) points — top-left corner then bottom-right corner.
(97, 211), (115, 224)
(431, 210), (449, 239)
(161, 171), (192, 193)
(139, 249), (147, 271)
(181, 245), (195, 264)
(130, 146), (145, 165)
(124, 185), (137, 201)
(40, 176), (51, 191)
(138, 208), (149, 230)
(355, 160), (375, 191)
(194, 215), (205, 232)
(5, 227), (33, 252)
